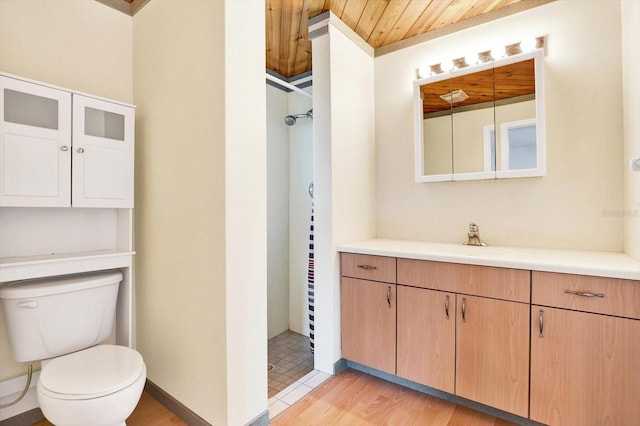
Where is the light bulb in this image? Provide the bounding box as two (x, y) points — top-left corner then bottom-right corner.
(417, 65), (431, 78)
(490, 45), (505, 60)
(441, 59), (454, 72)
(520, 37), (537, 52)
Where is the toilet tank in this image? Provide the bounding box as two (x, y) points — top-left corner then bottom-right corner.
(0, 270), (122, 363)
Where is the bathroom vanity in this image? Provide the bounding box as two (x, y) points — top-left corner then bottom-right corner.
(339, 239), (640, 425)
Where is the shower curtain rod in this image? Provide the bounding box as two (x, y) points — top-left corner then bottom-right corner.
(266, 73), (312, 98)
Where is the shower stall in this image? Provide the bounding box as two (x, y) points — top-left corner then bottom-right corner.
(266, 83), (314, 397)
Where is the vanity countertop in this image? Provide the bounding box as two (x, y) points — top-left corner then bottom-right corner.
(338, 239), (640, 281)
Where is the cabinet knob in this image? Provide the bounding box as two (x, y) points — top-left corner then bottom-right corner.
(77, 147), (85, 154)
(61, 145), (69, 152)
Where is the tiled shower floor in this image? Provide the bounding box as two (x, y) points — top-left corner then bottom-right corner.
(268, 330), (314, 397)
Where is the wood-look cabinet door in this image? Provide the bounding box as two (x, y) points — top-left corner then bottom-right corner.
(531, 306), (640, 426)
(341, 277), (396, 375)
(455, 295), (529, 417)
(397, 286), (455, 393)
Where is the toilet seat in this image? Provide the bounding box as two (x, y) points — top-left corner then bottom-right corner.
(39, 345), (145, 400)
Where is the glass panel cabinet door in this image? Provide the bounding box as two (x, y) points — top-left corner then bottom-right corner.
(0, 76), (72, 207)
(72, 95), (134, 208)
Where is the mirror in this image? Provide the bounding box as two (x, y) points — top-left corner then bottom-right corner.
(414, 49), (545, 182)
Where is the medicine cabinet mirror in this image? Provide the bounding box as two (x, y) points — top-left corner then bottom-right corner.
(414, 49), (545, 182)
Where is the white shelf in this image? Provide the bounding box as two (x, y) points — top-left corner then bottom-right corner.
(0, 250), (135, 282)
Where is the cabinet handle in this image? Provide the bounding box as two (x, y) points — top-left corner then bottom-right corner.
(386, 286), (391, 308)
(538, 309), (544, 338)
(357, 264), (377, 271)
(461, 297), (466, 323)
(60, 145), (69, 152)
(77, 147), (85, 154)
(564, 289), (604, 298)
(445, 295), (450, 320)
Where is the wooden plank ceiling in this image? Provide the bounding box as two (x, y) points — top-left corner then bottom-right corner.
(267, 0), (529, 79)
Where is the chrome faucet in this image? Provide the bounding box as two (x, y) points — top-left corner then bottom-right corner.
(464, 223), (487, 246)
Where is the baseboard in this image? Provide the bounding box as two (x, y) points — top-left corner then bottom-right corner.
(144, 379), (211, 426)
(246, 409), (269, 426)
(0, 370), (41, 422)
(346, 361), (545, 426)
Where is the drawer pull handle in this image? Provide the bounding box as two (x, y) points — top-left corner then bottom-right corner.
(357, 264), (377, 271)
(461, 297), (467, 323)
(538, 309), (544, 338)
(564, 289), (604, 298)
(445, 295), (450, 320)
(386, 286), (391, 308)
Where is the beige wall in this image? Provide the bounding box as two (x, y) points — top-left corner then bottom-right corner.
(0, 0), (133, 104)
(0, 0), (133, 383)
(375, 0), (625, 251)
(133, 1), (267, 424)
(622, 0), (640, 260)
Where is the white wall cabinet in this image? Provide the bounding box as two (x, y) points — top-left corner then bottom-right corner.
(1, 74), (134, 208)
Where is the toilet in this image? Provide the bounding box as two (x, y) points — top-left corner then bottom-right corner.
(0, 270), (146, 426)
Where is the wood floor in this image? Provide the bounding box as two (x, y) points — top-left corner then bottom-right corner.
(271, 369), (518, 425)
(32, 370), (516, 425)
(32, 391), (187, 426)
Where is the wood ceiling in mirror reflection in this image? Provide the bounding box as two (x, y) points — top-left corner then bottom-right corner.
(420, 58), (535, 115)
(266, 0), (546, 78)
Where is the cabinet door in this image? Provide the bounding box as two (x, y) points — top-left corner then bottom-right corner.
(0, 76), (71, 207)
(397, 286), (455, 393)
(341, 277), (396, 374)
(531, 306), (640, 425)
(456, 295), (529, 417)
(72, 95), (134, 208)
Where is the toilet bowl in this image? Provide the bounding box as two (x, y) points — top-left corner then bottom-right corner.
(37, 345), (146, 426)
(0, 271), (147, 425)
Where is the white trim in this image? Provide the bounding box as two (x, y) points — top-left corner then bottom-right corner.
(265, 74), (312, 98)
(0, 371), (40, 421)
(0, 72), (135, 109)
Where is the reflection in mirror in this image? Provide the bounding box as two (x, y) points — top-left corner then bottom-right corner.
(420, 78), (453, 176)
(450, 68), (494, 178)
(494, 58), (538, 177)
(414, 49), (545, 182)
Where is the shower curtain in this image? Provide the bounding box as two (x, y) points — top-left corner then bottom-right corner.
(307, 201), (315, 354)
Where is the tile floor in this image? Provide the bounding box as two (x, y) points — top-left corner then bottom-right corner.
(267, 330), (331, 420)
(267, 330), (315, 397)
(268, 369), (332, 420)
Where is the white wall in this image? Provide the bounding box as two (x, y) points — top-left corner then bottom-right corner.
(0, 0), (133, 383)
(134, 1), (267, 424)
(267, 85), (290, 339)
(224, 3), (268, 423)
(312, 15), (377, 373)
(267, 86), (313, 339)
(622, 0), (640, 260)
(375, 0), (625, 252)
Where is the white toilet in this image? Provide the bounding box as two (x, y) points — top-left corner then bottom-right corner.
(0, 270), (146, 426)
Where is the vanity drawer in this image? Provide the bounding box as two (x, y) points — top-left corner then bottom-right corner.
(532, 271), (640, 319)
(397, 259), (530, 303)
(341, 253), (396, 283)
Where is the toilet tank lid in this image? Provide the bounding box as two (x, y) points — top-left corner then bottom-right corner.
(0, 270), (123, 299)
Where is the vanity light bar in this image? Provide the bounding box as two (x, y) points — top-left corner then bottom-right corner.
(417, 36), (544, 79)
